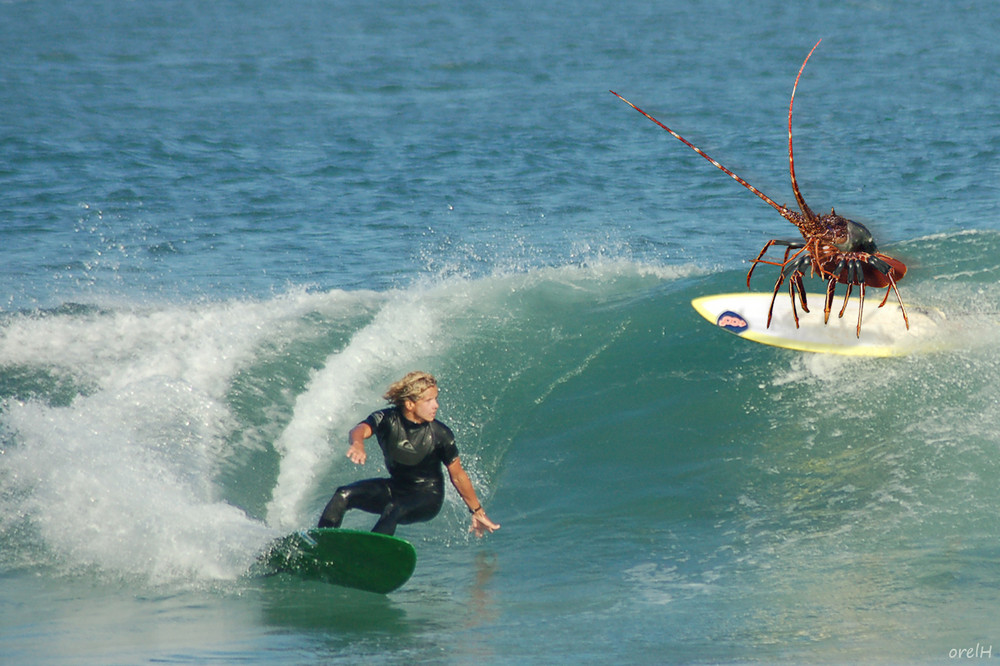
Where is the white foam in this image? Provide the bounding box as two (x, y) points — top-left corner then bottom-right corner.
(0, 263), (689, 580)
(0, 289), (362, 582)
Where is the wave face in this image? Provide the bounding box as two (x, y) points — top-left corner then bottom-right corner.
(3, 237), (1000, 660)
(0, 263), (684, 578)
(4, 232), (1000, 592)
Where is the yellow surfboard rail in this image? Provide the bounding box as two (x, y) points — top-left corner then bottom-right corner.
(691, 292), (946, 357)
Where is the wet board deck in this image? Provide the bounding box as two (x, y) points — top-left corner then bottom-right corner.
(256, 528), (417, 594)
(691, 292), (946, 357)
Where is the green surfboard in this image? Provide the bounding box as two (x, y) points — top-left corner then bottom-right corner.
(257, 528), (417, 594)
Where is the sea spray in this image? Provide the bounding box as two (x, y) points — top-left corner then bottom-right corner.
(264, 288), (442, 529)
(0, 293), (346, 582)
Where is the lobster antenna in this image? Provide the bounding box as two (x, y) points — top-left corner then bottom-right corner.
(788, 39), (822, 220)
(610, 90), (794, 219)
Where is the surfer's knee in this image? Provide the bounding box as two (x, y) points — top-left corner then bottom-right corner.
(318, 487), (352, 528)
(371, 503), (402, 535)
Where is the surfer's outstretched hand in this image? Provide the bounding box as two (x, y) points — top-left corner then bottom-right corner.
(470, 511), (500, 538)
(347, 441), (367, 465)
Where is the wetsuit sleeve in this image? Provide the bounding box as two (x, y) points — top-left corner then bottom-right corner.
(434, 421), (459, 466)
(363, 409), (388, 437)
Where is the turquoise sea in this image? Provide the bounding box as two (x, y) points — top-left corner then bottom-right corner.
(3, 1), (1000, 663)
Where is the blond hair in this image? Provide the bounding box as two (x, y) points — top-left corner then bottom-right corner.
(383, 371), (437, 406)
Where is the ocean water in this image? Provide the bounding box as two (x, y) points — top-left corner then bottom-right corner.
(2, 0), (1000, 663)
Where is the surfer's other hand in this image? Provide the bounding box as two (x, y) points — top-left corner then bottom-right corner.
(470, 511), (500, 538)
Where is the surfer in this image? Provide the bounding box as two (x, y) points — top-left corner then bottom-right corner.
(318, 371), (500, 538)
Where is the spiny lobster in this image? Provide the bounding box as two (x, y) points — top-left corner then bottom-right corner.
(611, 39), (908, 337)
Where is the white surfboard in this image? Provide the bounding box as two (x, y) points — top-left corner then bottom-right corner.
(691, 292), (946, 357)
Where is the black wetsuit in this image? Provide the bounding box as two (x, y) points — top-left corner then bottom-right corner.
(318, 407), (460, 535)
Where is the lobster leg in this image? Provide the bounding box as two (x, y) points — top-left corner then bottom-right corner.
(784, 253), (811, 314)
(746, 241), (777, 287)
(839, 283), (854, 319)
(766, 271), (788, 328)
(855, 283), (866, 337)
(824, 276), (838, 324)
(788, 278), (800, 327)
(886, 275), (910, 329)
(747, 240), (805, 287)
(824, 258), (848, 323)
(767, 255), (812, 329)
(866, 254), (910, 329)
(793, 272), (809, 312)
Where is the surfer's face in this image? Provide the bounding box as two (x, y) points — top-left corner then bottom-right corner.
(405, 386), (439, 424)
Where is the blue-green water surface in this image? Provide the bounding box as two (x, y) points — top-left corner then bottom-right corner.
(2, 1), (1000, 663)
